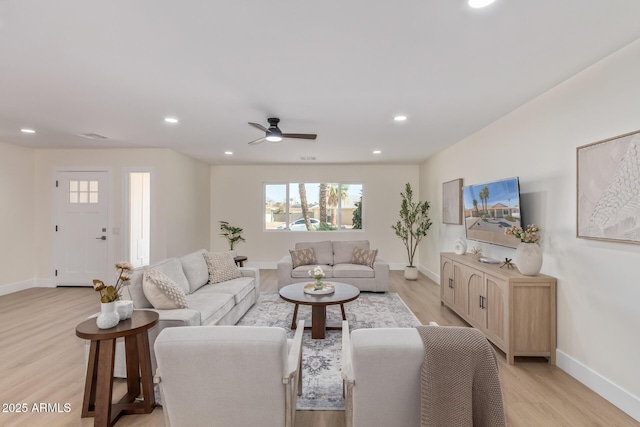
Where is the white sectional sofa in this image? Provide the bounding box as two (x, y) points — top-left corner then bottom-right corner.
(112, 249), (260, 377)
(277, 240), (389, 292)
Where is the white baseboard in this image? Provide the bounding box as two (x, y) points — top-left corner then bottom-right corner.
(556, 349), (640, 422)
(0, 278), (55, 296)
(418, 265), (439, 284)
(389, 263), (407, 270)
(246, 262), (277, 270)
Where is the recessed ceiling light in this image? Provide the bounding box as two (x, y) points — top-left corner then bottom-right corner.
(373, 150), (382, 154)
(468, 0), (495, 8)
(21, 128), (36, 134)
(164, 117), (179, 124)
(394, 115), (407, 122)
(224, 151), (233, 155)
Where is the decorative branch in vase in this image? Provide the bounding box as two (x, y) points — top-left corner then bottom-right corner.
(93, 262), (133, 329)
(391, 183), (432, 281)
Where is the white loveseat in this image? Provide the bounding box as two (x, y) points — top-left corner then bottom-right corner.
(111, 249), (260, 377)
(277, 240), (389, 292)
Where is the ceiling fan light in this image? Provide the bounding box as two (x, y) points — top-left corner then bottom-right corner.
(468, 0), (495, 8)
(266, 135), (283, 142)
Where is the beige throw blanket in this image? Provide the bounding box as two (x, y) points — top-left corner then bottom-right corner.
(416, 326), (506, 427)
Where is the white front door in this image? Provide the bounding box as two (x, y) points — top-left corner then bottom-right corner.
(54, 171), (110, 286)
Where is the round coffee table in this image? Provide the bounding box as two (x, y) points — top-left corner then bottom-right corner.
(279, 282), (360, 339)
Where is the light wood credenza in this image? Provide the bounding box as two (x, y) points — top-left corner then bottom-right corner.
(440, 252), (556, 364)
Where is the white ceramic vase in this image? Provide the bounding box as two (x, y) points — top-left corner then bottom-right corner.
(96, 301), (120, 329)
(404, 266), (419, 281)
(514, 242), (543, 276)
(116, 300), (134, 320)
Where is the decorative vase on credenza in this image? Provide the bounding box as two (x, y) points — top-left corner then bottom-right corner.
(514, 242), (543, 276)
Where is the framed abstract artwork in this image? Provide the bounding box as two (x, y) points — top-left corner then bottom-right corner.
(577, 129), (640, 244)
(442, 178), (463, 225)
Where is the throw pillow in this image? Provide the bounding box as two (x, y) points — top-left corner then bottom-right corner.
(204, 251), (243, 284)
(352, 247), (378, 268)
(142, 268), (189, 309)
(289, 248), (317, 269)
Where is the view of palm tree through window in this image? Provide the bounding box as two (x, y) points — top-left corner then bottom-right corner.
(265, 183), (363, 231)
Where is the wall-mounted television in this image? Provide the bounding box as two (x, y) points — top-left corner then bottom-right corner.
(462, 177), (522, 248)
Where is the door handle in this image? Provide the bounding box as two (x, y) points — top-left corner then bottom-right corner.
(96, 236), (106, 240)
(448, 278), (453, 288)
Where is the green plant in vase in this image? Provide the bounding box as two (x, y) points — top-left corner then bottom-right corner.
(219, 221), (245, 250)
(391, 183), (432, 280)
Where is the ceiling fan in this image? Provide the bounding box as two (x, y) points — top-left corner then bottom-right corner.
(247, 118), (317, 145)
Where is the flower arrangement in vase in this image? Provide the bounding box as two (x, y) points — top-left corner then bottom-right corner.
(505, 224), (543, 276)
(309, 266), (325, 290)
(93, 262), (133, 329)
(505, 224), (540, 243)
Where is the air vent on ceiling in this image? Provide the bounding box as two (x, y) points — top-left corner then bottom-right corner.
(300, 156), (316, 161)
(77, 133), (108, 140)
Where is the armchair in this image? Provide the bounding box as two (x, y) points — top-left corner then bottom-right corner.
(341, 321), (425, 427)
(341, 321), (506, 427)
(154, 320), (304, 427)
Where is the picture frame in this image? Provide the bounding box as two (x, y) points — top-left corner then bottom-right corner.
(577, 129), (640, 244)
(442, 178), (463, 225)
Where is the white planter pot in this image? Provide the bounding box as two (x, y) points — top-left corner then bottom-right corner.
(514, 242), (543, 276)
(96, 302), (120, 329)
(404, 266), (419, 281)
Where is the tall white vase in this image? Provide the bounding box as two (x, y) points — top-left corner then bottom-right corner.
(514, 242), (543, 276)
(96, 301), (120, 329)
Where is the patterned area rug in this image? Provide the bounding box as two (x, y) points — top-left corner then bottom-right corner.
(237, 292), (421, 410)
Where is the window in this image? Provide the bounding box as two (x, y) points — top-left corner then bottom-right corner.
(69, 180), (99, 204)
(265, 183), (363, 231)
(129, 172), (151, 267)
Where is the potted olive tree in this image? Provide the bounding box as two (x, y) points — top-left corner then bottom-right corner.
(219, 221), (245, 251)
(391, 183), (432, 280)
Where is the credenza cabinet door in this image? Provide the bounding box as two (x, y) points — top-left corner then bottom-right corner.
(485, 273), (508, 348)
(452, 263), (468, 315)
(440, 257), (455, 307)
(465, 268), (486, 328)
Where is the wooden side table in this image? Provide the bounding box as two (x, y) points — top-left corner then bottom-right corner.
(76, 310), (159, 427)
(234, 255), (247, 267)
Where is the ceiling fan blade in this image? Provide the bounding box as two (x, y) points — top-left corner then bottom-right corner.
(248, 137), (266, 145)
(282, 133), (317, 140)
(248, 122), (267, 132)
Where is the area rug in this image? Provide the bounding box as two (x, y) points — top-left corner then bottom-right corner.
(237, 292), (421, 410)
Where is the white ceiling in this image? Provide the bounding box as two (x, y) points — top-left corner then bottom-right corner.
(1, 0), (640, 165)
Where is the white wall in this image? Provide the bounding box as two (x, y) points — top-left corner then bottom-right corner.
(210, 164), (419, 267)
(163, 150), (211, 257)
(34, 148), (210, 280)
(419, 39), (640, 419)
(0, 142), (36, 292)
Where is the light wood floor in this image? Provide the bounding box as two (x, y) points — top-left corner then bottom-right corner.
(0, 271), (637, 427)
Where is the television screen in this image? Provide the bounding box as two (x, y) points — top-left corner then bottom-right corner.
(462, 177), (522, 248)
